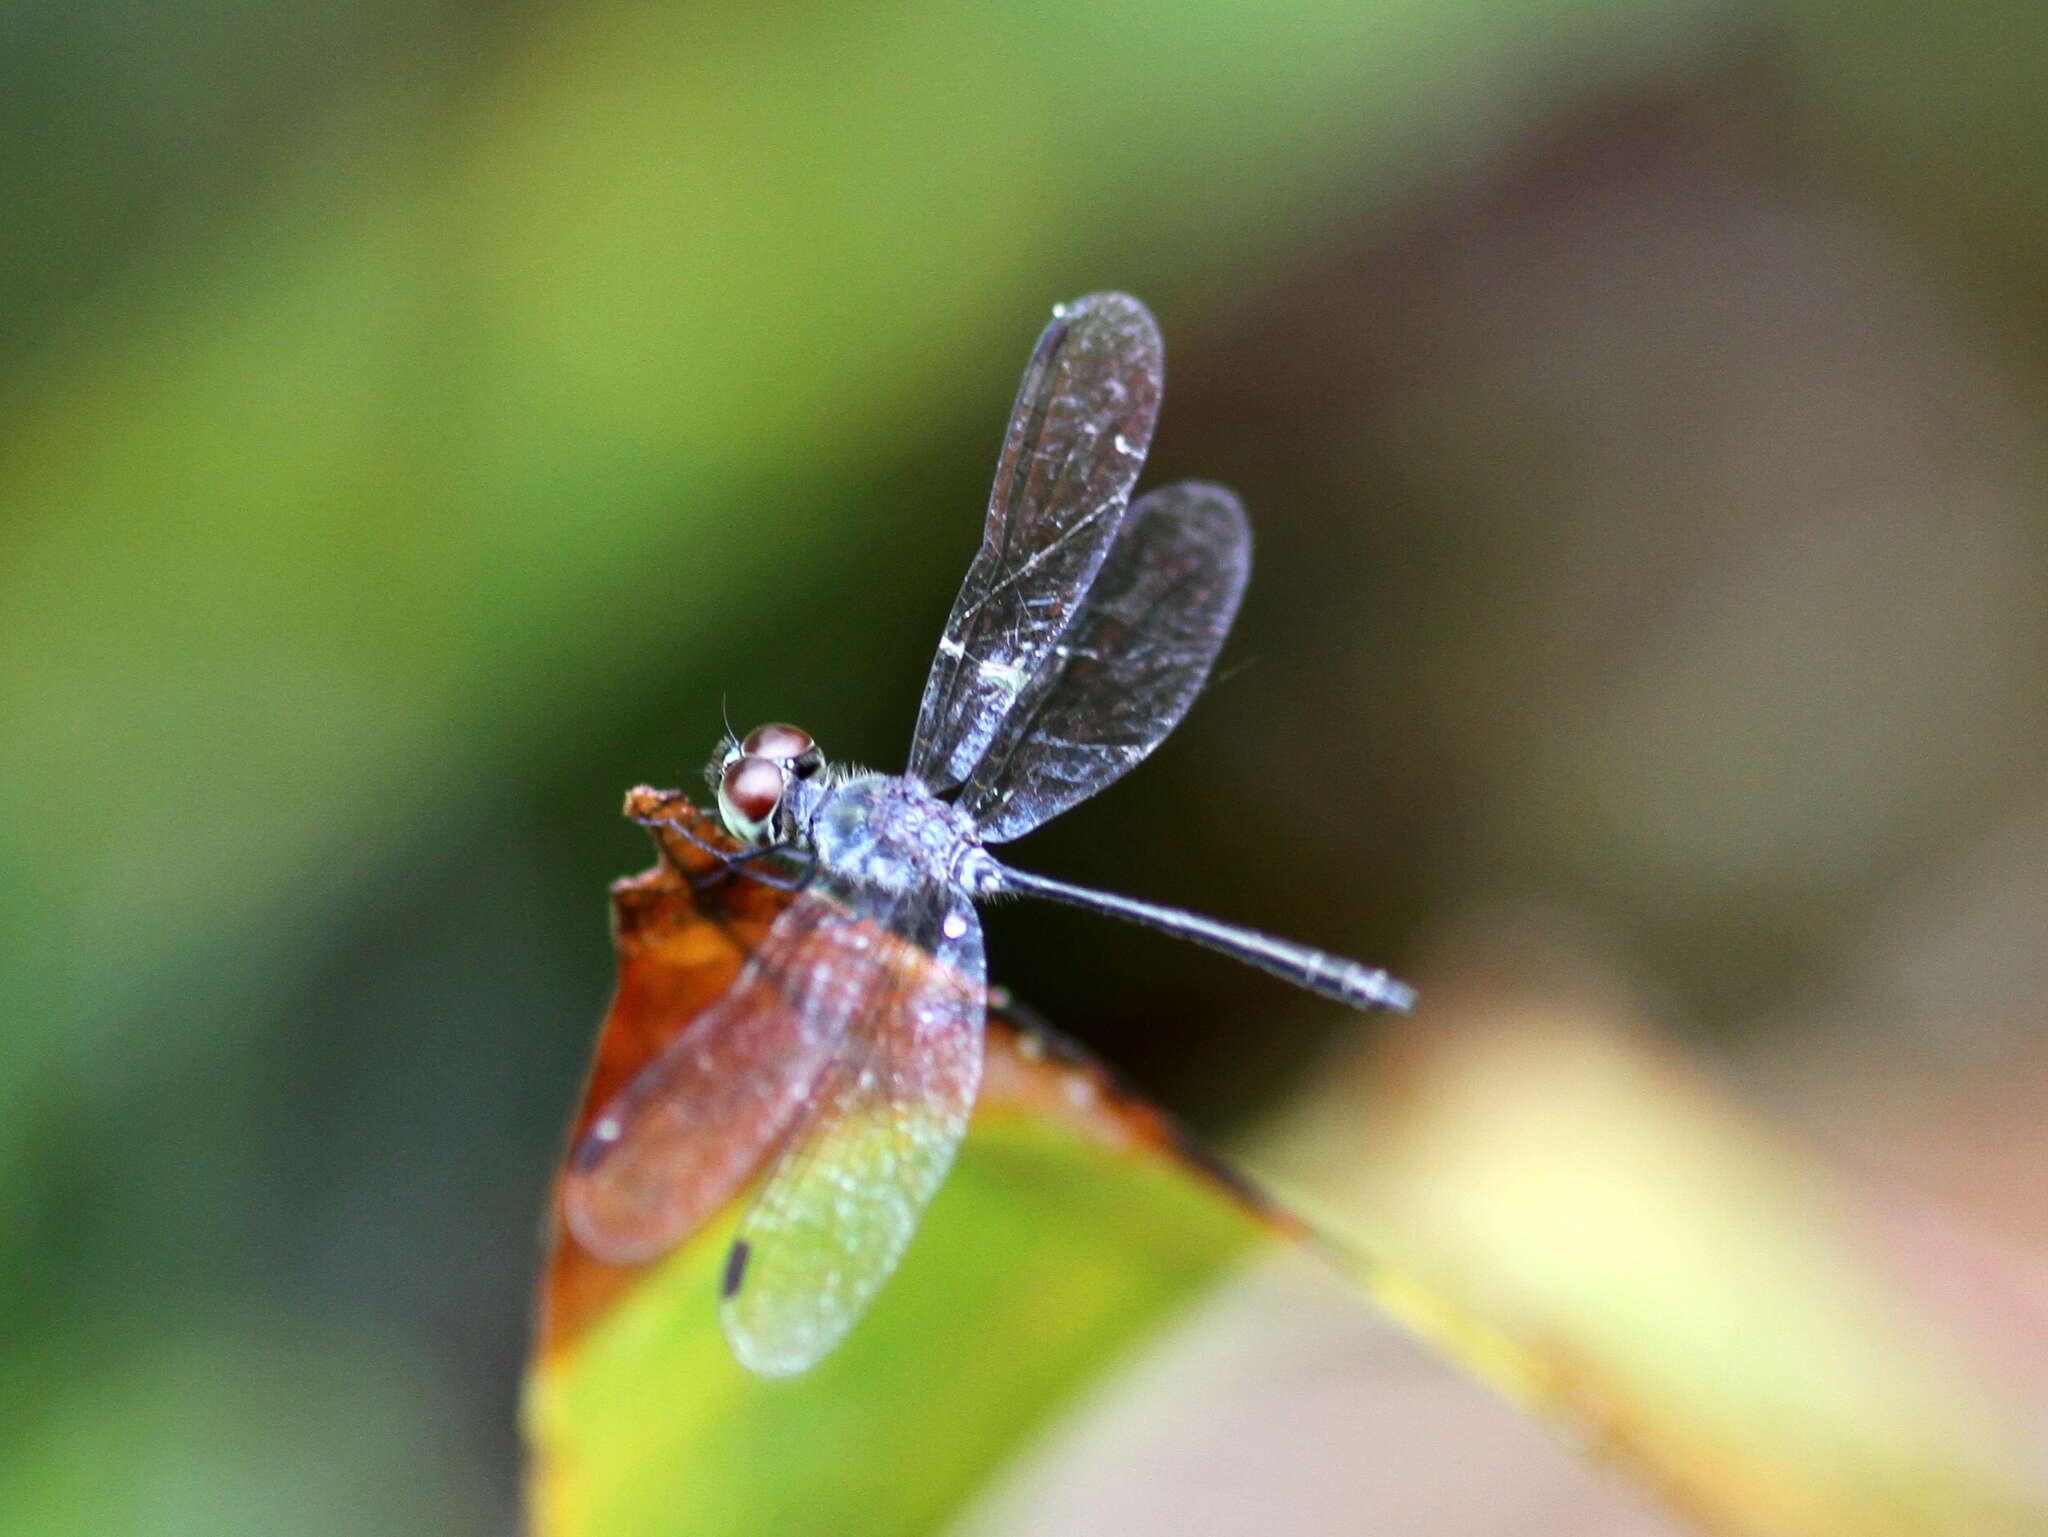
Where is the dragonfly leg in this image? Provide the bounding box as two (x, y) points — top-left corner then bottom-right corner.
(673, 832), (817, 894)
(662, 821), (740, 863)
(658, 822), (807, 891)
(726, 847), (817, 893)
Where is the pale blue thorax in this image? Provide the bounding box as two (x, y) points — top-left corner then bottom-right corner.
(787, 771), (1003, 900)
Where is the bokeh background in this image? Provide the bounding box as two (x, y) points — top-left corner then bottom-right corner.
(8, 1), (2048, 1532)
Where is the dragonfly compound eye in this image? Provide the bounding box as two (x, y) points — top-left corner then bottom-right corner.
(718, 755), (788, 844)
(742, 721), (824, 780)
(742, 723), (813, 760)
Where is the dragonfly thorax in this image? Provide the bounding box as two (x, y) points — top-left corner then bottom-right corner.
(807, 774), (992, 896)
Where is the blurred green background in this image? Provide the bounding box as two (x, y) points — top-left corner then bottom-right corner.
(9, 1), (2048, 1532)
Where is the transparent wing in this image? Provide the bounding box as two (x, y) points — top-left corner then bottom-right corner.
(563, 881), (885, 1266)
(957, 481), (1249, 843)
(909, 293), (1163, 792)
(719, 887), (986, 1377)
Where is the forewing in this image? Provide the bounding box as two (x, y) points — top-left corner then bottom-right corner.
(563, 882), (879, 1267)
(720, 889), (986, 1377)
(910, 293), (1163, 791)
(959, 481), (1249, 842)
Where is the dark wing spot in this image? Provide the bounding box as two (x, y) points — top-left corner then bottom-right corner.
(569, 1115), (619, 1175)
(721, 1238), (751, 1300)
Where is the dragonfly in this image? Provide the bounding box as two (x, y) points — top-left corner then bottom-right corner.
(563, 292), (1414, 1377)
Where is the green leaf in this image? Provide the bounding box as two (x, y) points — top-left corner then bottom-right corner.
(528, 1111), (1257, 1537)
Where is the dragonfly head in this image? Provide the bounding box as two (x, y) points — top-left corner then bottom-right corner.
(711, 723), (825, 845)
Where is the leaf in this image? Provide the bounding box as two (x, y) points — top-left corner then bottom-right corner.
(526, 790), (1272, 1536)
(525, 796), (2048, 1537)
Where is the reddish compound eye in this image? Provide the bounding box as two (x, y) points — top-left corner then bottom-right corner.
(742, 723), (814, 761)
(718, 755), (786, 841)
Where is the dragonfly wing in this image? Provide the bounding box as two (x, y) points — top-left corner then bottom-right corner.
(909, 293), (1163, 792)
(563, 882), (879, 1266)
(959, 481), (1249, 843)
(720, 887), (986, 1377)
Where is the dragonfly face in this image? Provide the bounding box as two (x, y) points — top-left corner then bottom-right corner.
(713, 722), (823, 846)
(566, 293), (1415, 1378)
